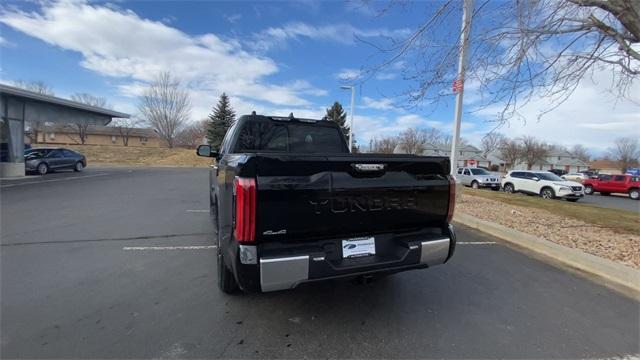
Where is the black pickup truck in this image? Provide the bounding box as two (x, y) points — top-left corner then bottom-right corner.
(196, 113), (456, 293)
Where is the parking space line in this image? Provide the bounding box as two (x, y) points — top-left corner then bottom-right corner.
(458, 241), (497, 245)
(123, 245), (217, 251)
(0, 173), (111, 188)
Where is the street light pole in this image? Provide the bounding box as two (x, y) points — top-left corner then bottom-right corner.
(450, 0), (474, 174)
(340, 85), (356, 152)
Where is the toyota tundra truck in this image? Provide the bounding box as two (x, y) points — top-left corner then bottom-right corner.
(196, 113), (457, 293)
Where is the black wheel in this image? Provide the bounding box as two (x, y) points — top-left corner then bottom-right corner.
(541, 187), (556, 199)
(37, 162), (48, 175)
(216, 208), (238, 294)
(566, 198), (579, 202)
(471, 181), (479, 189)
(584, 185), (594, 195)
(73, 161), (84, 172)
(629, 189), (640, 200)
(503, 183), (515, 193)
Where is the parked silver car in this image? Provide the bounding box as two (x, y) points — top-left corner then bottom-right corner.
(456, 167), (501, 190)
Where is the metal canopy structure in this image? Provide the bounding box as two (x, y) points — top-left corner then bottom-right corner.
(0, 84), (130, 177)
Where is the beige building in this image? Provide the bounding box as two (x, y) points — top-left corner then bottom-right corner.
(26, 124), (165, 148)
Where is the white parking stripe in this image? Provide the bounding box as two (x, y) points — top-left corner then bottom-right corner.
(123, 245), (217, 251)
(186, 210), (209, 213)
(0, 173), (110, 188)
(458, 241), (497, 245)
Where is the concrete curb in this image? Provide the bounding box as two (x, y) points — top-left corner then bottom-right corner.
(454, 212), (640, 299)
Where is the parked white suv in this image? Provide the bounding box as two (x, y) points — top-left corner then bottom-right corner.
(501, 170), (585, 202)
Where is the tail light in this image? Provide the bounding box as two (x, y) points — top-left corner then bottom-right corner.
(234, 177), (256, 242)
(446, 175), (456, 223)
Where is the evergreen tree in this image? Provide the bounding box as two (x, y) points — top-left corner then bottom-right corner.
(206, 93), (236, 149)
(325, 101), (350, 140)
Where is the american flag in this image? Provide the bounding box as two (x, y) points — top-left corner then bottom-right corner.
(452, 78), (464, 93)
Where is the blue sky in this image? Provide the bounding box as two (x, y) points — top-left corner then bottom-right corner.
(1, 0), (638, 152)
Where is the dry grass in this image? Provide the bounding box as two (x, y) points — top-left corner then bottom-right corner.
(462, 188), (639, 236)
(34, 144), (211, 168)
(458, 191), (640, 269)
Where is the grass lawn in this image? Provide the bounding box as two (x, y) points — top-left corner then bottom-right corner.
(462, 188), (640, 236)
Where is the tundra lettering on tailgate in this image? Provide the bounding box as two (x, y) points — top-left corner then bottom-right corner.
(309, 195), (417, 214)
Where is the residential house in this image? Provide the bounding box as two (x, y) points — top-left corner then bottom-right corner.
(490, 148), (589, 173)
(589, 160), (624, 174)
(25, 124), (164, 148)
(393, 143), (491, 168)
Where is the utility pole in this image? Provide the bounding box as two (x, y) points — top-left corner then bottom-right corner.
(340, 85), (356, 152)
(450, 0), (474, 174)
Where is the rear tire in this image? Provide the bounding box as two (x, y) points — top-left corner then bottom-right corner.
(584, 185), (594, 195)
(37, 163), (48, 175)
(74, 161), (84, 172)
(541, 187), (556, 199)
(503, 183), (515, 193)
(216, 208), (238, 294)
(471, 181), (479, 189)
(629, 189), (640, 200)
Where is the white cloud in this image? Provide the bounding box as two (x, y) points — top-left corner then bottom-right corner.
(0, 0), (327, 118)
(224, 13), (242, 23)
(471, 67), (640, 152)
(375, 72), (397, 80)
(335, 68), (361, 81)
(250, 22), (410, 52)
(362, 96), (396, 110)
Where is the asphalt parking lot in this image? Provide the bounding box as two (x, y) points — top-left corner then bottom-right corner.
(578, 192), (640, 212)
(1, 167), (638, 359)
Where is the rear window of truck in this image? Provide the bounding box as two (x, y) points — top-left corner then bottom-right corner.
(235, 121), (347, 153)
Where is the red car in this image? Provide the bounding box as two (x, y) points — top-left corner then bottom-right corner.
(583, 174), (640, 200)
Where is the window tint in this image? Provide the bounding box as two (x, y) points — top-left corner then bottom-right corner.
(463, 169), (470, 175)
(510, 172), (522, 178)
(470, 168), (490, 175)
(62, 150), (76, 157)
(46, 150), (63, 158)
(535, 172), (563, 181)
(236, 121), (346, 153)
(599, 175), (612, 181)
(457, 168), (463, 174)
(220, 122), (237, 154)
(613, 175), (625, 181)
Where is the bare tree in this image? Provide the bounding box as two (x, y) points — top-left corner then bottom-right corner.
(519, 136), (549, 170)
(71, 93), (109, 108)
(64, 93), (110, 144)
(499, 139), (522, 170)
(175, 120), (207, 149)
(139, 72), (191, 148)
(110, 116), (144, 146)
(359, 0), (640, 124)
(609, 137), (640, 172)
(14, 80), (54, 143)
(480, 132), (507, 157)
(370, 136), (399, 153)
(570, 144), (591, 163)
(13, 80), (54, 96)
(396, 128), (427, 154)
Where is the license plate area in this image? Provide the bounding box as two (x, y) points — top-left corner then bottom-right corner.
(342, 237), (376, 258)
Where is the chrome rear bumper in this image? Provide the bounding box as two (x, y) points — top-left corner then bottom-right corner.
(258, 236), (452, 292)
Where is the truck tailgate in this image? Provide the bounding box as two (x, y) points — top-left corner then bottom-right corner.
(254, 154), (451, 243)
